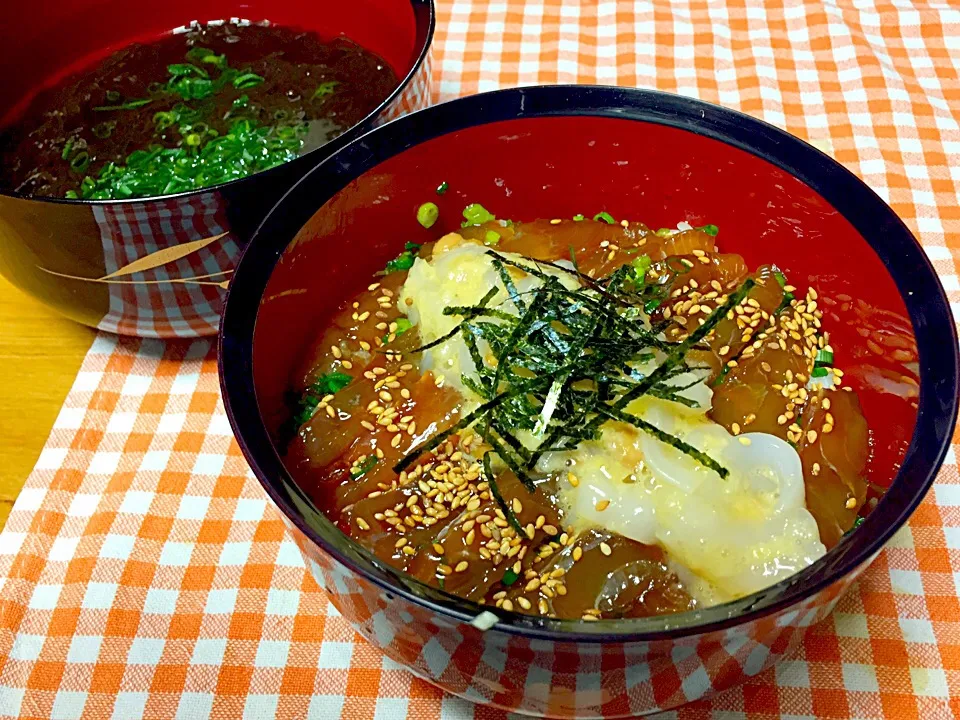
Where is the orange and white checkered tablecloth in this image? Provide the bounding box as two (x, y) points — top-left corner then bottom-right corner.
(2, 1), (960, 718)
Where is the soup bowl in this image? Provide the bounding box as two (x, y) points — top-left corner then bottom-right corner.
(218, 86), (958, 717)
(0, 0), (433, 337)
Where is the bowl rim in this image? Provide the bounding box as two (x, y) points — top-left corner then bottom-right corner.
(219, 84), (960, 642)
(0, 0), (435, 207)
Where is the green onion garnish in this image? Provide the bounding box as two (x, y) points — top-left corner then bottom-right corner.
(484, 230), (501, 245)
(72, 117), (307, 199)
(93, 98), (153, 111)
(69, 151), (90, 173)
(91, 121), (116, 139)
(185, 46), (227, 69)
(502, 568), (519, 586)
(698, 224), (719, 236)
(350, 456), (377, 480)
(314, 372), (352, 394)
(815, 349), (834, 366)
(293, 372), (353, 426)
(811, 366), (829, 378)
(168, 63), (209, 79)
(384, 318), (413, 343)
(462, 203), (496, 227)
(436, 181), (449, 195)
(232, 72), (265, 90)
(773, 270), (787, 288)
(573, 214), (585, 221)
(655, 227), (674, 237)
(382, 242), (421, 274)
(630, 254), (652, 285)
(312, 81), (339, 101)
(417, 202), (439, 228)
(167, 75), (215, 100)
(593, 211), (615, 224)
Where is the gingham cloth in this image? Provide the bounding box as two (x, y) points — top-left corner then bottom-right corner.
(2, 1), (960, 718)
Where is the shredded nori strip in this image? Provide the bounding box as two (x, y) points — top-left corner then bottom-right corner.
(594, 405), (729, 478)
(482, 452), (524, 533)
(394, 249), (757, 487)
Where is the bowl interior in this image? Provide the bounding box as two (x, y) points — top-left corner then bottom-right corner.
(0, 0), (420, 126)
(254, 115), (919, 486)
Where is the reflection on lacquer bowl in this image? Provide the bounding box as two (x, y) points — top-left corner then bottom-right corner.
(0, 0), (433, 337)
(219, 86), (958, 718)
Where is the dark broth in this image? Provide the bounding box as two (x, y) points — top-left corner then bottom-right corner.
(0, 22), (399, 199)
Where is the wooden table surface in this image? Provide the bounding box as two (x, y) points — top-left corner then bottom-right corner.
(0, 275), (94, 529)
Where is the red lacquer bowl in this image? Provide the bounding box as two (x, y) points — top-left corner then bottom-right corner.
(219, 86), (959, 717)
(0, 0), (433, 337)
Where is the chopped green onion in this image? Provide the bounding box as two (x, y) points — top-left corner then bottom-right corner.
(61, 138), (75, 160)
(69, 151), (90, 173)
(105, 90), (121, 102)
(91, 121), (116, 139)
(644, 298), (662, 313)
(573, 214), (585, 221)
(436, 181), (449, 195)
(655, 227), (674, 237)
(416, 202), (439, 228)
(153, 111), (175, 130)
(484, 230), (501, 245)
(292, 372), (353, 425)
(186, 46), (227, 69)
(384, 317), (414, 343)
(815, 349), (834, 366)
(631, 254), (652, 284)
(462, 203), (496, 227)
(72, 116), (307, 199)
(773, 270), (787, 288)
(501, 568), (519, 586)
(168, 63), (209, 79)
(64, 190), (79, 199)
(776, 289), (796, 314)
(383, 243), (421, 274)
(350, 456), (377, 479)
(167, 75), (215, 100)
(697, 224), (719, 236)
(811, 366), (829, 378)
(232, 72), (264, 90)
(311, 81), (339, 101)
(93, 98), (153, 111)
(593, 211), (615, 224)
(314, 372), (353, 395)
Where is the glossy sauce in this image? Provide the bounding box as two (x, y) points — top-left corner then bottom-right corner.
(285, 219), (872, 620)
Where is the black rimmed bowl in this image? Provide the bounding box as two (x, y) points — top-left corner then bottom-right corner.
(0, 0), (433, 337)
(219, 86), (959, 717)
